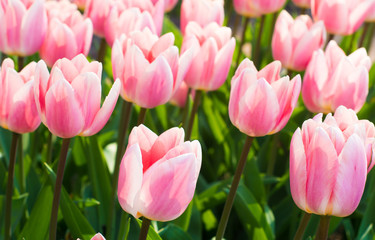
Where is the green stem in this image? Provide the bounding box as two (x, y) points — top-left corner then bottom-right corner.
(107, 100), (133, 240)
(138, 218), (151, 240)
(4, 133), (20, 240)
(315, 215), (331, 240)
(18, 135), (25, 193)
(300, 7), (306, 15)
(293, 213), (311, 240)
(49, 138), (71, 240)
(46, 131), (54, 164)
(232, 14), (241, 38)
(358, 22), (370, 48)
(18, 56), (24, 71)
(216, 136), (254, 240)
(137, 108), (148, 125)
(181, 88), (191, 129)
(365, 23), (375, 51)
(235, 17), (250, 69)
(346, 33), (356, 54)
(185, 90), (202, 141)
(253, 15), (265, 68)
(98, 38), (107, 64)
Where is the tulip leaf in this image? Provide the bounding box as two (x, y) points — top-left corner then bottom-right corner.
(162, 16), (182, 49)
(159, 224), (192, 240)
(135, 219), (163, 240)
(0, 128), (11, 165)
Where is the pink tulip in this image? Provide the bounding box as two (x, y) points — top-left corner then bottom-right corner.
(180, 0), (224, 34)
(181, 22), (235, 91)
(104, 5), (156, 47)
(311, 0), (374, 35)
(0, 58), (40, 134)
(72, 0), (88, 10)
(0, 0), (47, 56)
(164, 0), (178, 12)
(302, 40), (371, 114)
(365, 0), (375, 22)
(290, 111), (368, 217)
(118, 124), (202, 221)
(233, 0), (286, 18)
(34, 54), (121, 138)
(169, 81), (190, 107)
(111, 28), (192, 108)
(272, 10), (326, 71)
(229, 59), (301, 137)
(40, 0), (93, 67)
(90, 233), (105, 240)
(84, 0), (115, 37)
(292, 0), (311, 8)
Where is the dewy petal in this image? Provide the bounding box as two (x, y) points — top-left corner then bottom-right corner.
(118, 144), (143, 218)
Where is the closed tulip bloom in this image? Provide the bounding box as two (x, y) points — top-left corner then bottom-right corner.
(233, 0), (286, 18)
(112, 28), (192, 108)
(84, 0), (115, 37)
(292, 0), (311, 8)
(302, 41), (371, 114)
(180, 0), (224, 34)
(40, 0), (93, 67)
(118, 125), (202, 221)
(229, 59), (301, 137)
(90, 233), (105, 240)
(34, 54), (121, 138)
(181, 22), (235, 91)
(311, 0), (374, 35)
(290, 112), (368, 217)
(272, 11), (326, 71)
(0, 58), (40, 133)
(0, 0), (47, 56)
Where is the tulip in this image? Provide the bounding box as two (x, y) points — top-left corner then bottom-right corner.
(40, 0), (93, 67)
(0, 58), (40, 133)
(365, 0), (375, 22)
(111, 28), (192, 109)
(118, 124), (202, 221)
(233, 0), (286, 18)
(91, 233), (105, 240)
(181, 22), (235, 91)
(290, 111), (368, 217)
(272, 10), (326, 71)
(0, 0), (47, 56)
(34, 54), (121, 138)
(229, 59), (301, 137)
(169, 81), (190, 108)
(84, 0), (115, 37)
(311, 0), (374, 35)
(164, 0), (178, 12)
(180, 0), (224, 34)
(302, 40), (371, 114)
(72, 0), (88, 10)
(292, 0), (311, 8)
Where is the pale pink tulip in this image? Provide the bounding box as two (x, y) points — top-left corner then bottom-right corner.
(233, 0), (286, 18)
(229, 59), (301, 137)
(181, 22), (235, 91)
(0, 58), (40, 133)
(272, 10), (326, 71)
(292, 0), (311, 8)
(180, 0), (224, 34)
(84, 0), (115, 37)
(164, 0), (178, 12)
(90, 233), (105, 240)
(365, 0), (375, 22)
(118, 125), (202, 221)
(40, 0), (93, 67)
(72, 0), (87, 10)
(0, 0), (47, 56)
(111, 28), (192, 108)
(169, 81), (190, 107)
(302, 41), (371, 114)
(34, 54), (121, 138)
(290, 111), (368, 217)
(311, 0), (374, 35)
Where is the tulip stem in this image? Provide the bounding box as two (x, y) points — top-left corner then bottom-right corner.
(216, 136), (254, 240)
(293, 213), (311, 240)
(358, 22), (369, 48)
(186, 90), (202, 140)
(18, 56), (24, 71)
(181, 88), (192, 129)
(300, 8), (306, 15)
(18, 135), (25, 194)
(46, 131), (54, 164)
(232, 14), (242, 38)
(253, 15), (265, 68)
(346, 33), (356, 54)
(98, 38), (107, 64)
(4, 133), (20, 240)
(137, 108), (148, 125)
(107, 100), (133, 240)
(49, 138), (71, 240)
(235, 17), (250, 69)
(316, 215), (331, 240)
(138, 218), (151, 240)
(366, 23), (375, 51)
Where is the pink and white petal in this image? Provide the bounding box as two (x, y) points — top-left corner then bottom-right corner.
(5, 0), (26, 52)
(52, 58), (80, 84)
(233, 58), (258, 80)
(333, 105), (358, 131)
(317, 1), (347, 35)
(348, 1), (373, 34)
(1, 68), (24, 121)
(19, 62), (37, 82)
(174, 48), (193, 93)
(257, 61), (282, 84)
(348, 48), (371, 70)
(151, 32), (175, 59)
(90, 233), (106, 240)
(34, 60), (51, 122)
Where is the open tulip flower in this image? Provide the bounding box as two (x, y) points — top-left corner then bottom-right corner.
(118, 124), (202, 221)
(290, 110), (368, 217)
(84, 0), (115, 37)
(34, 54), (121, 138)
(0, 0), (47, 56)
(0, 58), (41, 134)
(229, 59), (301, 137)
(181, 22), (235, 91)
(112, 28), (192, 109)
(233, 0), (286, 18)
(311, 0), (374, 35)
(272, 10), (326, 71)
(302, 40), (371, 114)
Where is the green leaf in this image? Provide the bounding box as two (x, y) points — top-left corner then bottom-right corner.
(159, 224), (192, 240)
(162, 16), (183, 48)
(136, 219), (163, 240)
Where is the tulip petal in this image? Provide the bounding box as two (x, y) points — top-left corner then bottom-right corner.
(257, 61), (282, 84)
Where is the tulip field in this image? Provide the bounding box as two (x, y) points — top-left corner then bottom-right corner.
(1, 0), (375, 239)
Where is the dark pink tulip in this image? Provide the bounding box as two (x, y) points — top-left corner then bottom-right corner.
(290, 111), (368, 217)
(302, 41), (371, 114)
(0, 0), (47, 56)
(34, 54), (121, 138)
(229, 59), (301, 137)
(181, 22), (235, 91)
(118, 125), (202, 221)
(112, 29), (192, 108)
(233, 0), (286, 18)
(0, 58), (40, 134)
(180, 0), (224, 34)
(272, 10), (326, 71)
